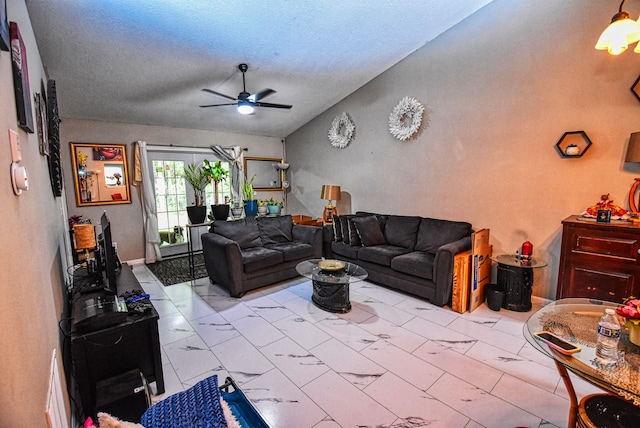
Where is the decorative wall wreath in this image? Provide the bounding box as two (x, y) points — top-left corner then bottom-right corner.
(328, 112), (356, 148)
(388, 96), (425, 141)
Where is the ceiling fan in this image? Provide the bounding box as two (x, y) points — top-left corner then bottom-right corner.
(200, 63), (292, 115)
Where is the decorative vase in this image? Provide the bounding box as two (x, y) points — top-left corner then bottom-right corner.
(186, 206), (207, 224)
(267, 205), (282, 216)
(257, 205), (268, 216)
(211, 204), (230, 221)
(244, 200), (258, 217)
(565, 144), (580, 156)
(628, 322), (640, 346)
(231, 207), (244, 219)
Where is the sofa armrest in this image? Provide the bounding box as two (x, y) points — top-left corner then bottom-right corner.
(433, 235), (472, 305)
(292, 224), (323, 258)
(201, 232), (244, 296)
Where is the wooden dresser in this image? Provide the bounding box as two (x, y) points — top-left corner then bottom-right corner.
(557, 215), (640, 301)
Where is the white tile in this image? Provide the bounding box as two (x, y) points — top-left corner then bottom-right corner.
(315, 316), (380, 351)
(428, 373), (542, 428)
(447, 316), (526, 354)
(272, 314), (332, 350)
(149, 296), (180, 318)
(301, 370), (397, 427)
(245, 294), (295, 323)
(350, 290), (416, 325)
(364, 372), (469, 428)
(210, 336), (274, 383)
(403, 316), (476, 353)
(190, 311), (241, 347)
(259, 337), (329, 387)
(355, 282), (408, 306)
(174, 294), (217, 320)
(413, 340), (502, 392)
(230, 314), (285, 348)
(357, 315), (427, 353)
(242, 368), (327, 428)
(162, 334), (223, 383)
(162, 282), (198, 302)
(311, 338), (386, 389)
(280, 294), (334, 323)
(491, 373), (570, 427)
(394, 296), (460, 326)
(360, 339), (443, 391)
(157, 311), (197, 345)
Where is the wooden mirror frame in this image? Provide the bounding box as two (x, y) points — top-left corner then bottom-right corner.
(70, 142), (132, 206)
(244, 156), (284, 191)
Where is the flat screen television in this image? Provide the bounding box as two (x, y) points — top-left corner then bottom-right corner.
(99, 211), (119, 295)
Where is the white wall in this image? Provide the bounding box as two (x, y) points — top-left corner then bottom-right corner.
(285, 0), (640, 300)
(0, 1), (71, 426)
(61, 118), (285, 260)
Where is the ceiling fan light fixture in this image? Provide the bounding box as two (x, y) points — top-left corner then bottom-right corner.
(595, 1), (640, 55)
(237, 101), (254, 115)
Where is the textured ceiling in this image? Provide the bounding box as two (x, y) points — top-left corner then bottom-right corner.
(25, 0), (495, 137)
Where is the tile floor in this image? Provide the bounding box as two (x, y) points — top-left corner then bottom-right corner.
(131, 264), (602, 428)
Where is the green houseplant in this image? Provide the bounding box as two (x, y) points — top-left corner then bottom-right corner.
(241, 175), (257, 216)
(257, 199), (269, 216)
(267, 197), (284, 216)
(183, 162), (209, 224)
(203, 159), (230, 220)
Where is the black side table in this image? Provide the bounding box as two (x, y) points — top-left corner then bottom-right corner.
(491, 254), (547, 312)
(186, 222), (211, 279)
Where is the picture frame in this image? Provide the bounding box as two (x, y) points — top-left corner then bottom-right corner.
(0, 0), (9, 51)
(35, 93), (49, 156)
(632, 75), (640, 104)
(10, 22), (34, 133)
(597, 209), (611, 223)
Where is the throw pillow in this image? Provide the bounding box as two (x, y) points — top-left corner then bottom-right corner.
(211, 218), (262, 249)
(333, 215), (343, 242)
(257, 215), (293, 244)
(384, 216), (421, 249)
(347, 218), (362, 246)
(415, 218), (472, 252)
(339, 215), (355, 245)
(351, 216), (386, 246)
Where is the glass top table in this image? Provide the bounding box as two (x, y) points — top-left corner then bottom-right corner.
(296, 259), (368, 313)
(524, 298), (640, 426)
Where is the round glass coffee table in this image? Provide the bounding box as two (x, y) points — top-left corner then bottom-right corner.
(295, 259), (368, 313)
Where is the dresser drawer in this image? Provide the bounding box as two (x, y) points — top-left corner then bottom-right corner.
(571, 229), (640, 262)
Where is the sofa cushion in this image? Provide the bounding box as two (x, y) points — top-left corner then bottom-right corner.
(265, 241), (315, 261)
(331, 241), (361, 259)
(241, 246), (284, 273)
(257, 215), (293, 244)
(338, 215), (356, 244)
(391, 251), (435, 280)
(415, 218), (472, 253)
(358, 245), (412, 266)
(347, 218), (363, 246)
(333, 217), (343, 242)
(351, 216), (386, 247)
(384, 216), (421, 249)
(211, 218), (262, 249)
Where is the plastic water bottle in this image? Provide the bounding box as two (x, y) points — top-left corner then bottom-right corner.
(596, 308), (620, 366)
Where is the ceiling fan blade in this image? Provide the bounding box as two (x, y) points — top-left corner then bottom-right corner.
(253, 101), (292, 109)
(199, 102), (238, 108)
(201, 88), (237, 101)
(248, 88), (275, 102)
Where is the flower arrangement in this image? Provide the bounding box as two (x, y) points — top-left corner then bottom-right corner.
(616, 297), (640, 326)
(77, 151), (88, 169)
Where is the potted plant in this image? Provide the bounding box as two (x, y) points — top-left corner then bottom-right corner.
(183, 162), (209, 224)
(257, 199), (269, 216)
(230, 199), (244, 219)
(267, 197), (284, 216)
(203, 159), (230, 220)
(241, 175), (257, 217)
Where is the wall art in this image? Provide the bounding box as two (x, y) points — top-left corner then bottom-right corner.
(389, 96), (425, 141)
(10, 22), (34, 133)
(632, 75), (640, 104)
(328, 112), (355, 149)
(35, 92), (49, 155)
(47, 79), (63, 197)
(0, 0), (9, 51)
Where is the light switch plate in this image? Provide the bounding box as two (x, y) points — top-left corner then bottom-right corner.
(9, 129), (21, 163)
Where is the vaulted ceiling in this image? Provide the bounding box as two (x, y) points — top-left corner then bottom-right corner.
(25, 0), (495, 137)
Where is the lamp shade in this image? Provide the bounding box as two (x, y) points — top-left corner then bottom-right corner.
(595, 12), (640, 55)
(74, 224), (96, 250)
(625, 133), (640, 162)
(321, 185), (341, 201)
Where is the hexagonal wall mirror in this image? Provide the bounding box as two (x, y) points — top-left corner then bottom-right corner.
(555, 131), (592, 158)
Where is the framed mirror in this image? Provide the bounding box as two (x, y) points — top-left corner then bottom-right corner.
(244, 156), (285, 191)
(70, 142), (132, 206)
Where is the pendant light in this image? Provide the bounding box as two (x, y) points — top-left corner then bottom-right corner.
(595, 0), (640, 55)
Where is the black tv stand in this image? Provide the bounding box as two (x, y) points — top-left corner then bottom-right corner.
(70, 263), (164, 420)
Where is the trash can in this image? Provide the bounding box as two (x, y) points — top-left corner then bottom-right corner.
(485, 283), (505, 311)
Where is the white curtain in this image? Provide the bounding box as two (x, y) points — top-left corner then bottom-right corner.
(210, 145), (244, 204)
(133, 141), (162, 263)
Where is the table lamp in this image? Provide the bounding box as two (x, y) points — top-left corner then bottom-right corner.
(73, 223), (97, 273)
(625, 132), (640, 216)
(321, 185), (341, 224)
